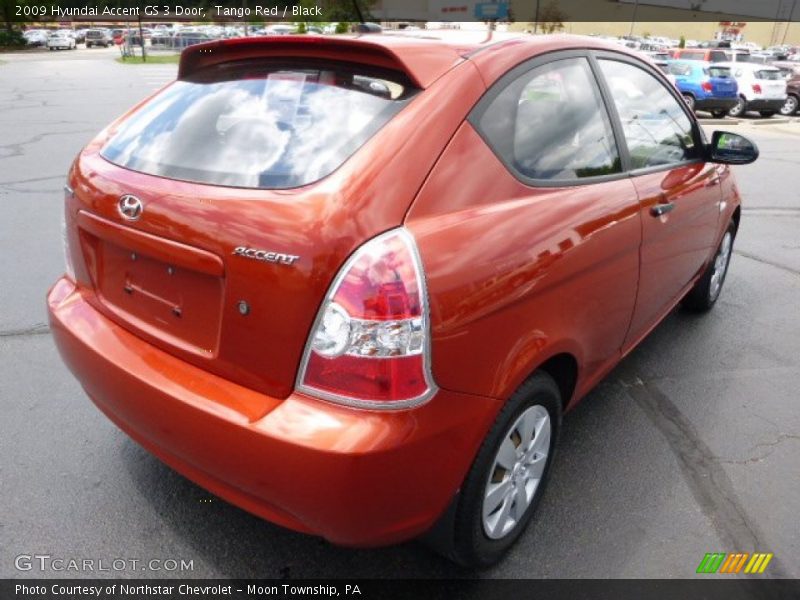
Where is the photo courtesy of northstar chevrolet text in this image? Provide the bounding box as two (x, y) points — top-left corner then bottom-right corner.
(2, 0), (799, 595)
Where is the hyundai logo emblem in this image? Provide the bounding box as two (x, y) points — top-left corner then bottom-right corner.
(118, 195), (143, 221)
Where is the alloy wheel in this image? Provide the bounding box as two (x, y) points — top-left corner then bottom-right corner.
(482, 405), (551, 540)
(780, 95), (798, 116)
(709, 231), (732, 302)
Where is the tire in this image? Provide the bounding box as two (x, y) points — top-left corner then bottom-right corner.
(780, 95), (798, 116)
(432, 372), (562, 568)
(711, 110), (727, 119)
(682, 220), (736, 312)
(682, 93), (696, 110)
(759, 111), (776, 118)
(728, 96), (746, 117)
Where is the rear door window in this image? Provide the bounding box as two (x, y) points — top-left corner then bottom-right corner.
(101, 60), (416, 189)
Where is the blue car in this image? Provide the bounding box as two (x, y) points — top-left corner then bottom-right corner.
(668, 60), (739, 117)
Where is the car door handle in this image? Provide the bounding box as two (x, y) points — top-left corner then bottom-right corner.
(650, 202), (675, 217)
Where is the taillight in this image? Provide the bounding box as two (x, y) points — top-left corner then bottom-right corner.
(296, 228), (436, 409)
(62, 185), (75, 281)
(752, 84), (763, 94)
(701, 81), (714, 93)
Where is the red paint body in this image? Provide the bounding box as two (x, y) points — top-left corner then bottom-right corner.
(48, 34), (741, 546)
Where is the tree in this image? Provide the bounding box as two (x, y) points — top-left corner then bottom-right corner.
(323, 0), (376, 23)
(538, 0), (566, 34)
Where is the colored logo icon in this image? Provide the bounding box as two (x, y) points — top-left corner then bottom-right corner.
(697, 552), (774, 574)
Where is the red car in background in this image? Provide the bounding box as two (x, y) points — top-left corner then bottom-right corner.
(48, 34), (758, 567)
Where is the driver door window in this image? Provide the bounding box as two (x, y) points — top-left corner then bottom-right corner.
(598, 59), (698, 170)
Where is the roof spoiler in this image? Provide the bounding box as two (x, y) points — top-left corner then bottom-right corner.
(178, 35), (463, 89)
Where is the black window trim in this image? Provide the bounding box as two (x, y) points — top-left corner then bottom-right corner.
(467, 48), (707, 188)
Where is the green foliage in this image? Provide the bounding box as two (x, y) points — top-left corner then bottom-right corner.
(679, 35), (686, 48)
(0, 28), (24, 46)
(296, 22), (307, 34)
(335, 22), (349, 34)
(538, 0), (566, 34)
(324, 0), (376, 22)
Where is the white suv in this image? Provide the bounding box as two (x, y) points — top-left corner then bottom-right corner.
(721, 62), (788, 117)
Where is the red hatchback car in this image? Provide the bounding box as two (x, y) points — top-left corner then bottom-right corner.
(48, 34), (757, 567)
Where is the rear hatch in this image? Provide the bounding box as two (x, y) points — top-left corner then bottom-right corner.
(71, 59), (417, 399)
(705, 65), (737, 97)
(65, 37), (479, 400)
(755, 69), (788, 99)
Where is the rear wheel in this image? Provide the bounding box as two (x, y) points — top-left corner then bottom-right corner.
(760, 111), (776, 118)
(779, 95), (798, 116)
(728, 96), (747, 117)
(435, 372), (561, 568)
(682, 93), (696, 110)
(682, 220), (735, 312)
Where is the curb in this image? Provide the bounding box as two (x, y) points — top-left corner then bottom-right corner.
(699, 118), (740, 125)
(747, 118), (793, 126)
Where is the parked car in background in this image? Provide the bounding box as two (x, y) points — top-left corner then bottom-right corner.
(47, 31), (76, 51)
(50, 34), (757, 568)
(73, 29), (86, 44)
(23, 29), (48, 47)
(652, 59), (677, 86)
(779, 72), (800, 115)
(671, 48), (729, 63)
(172, 31), (215, 48)
(668, 61), (738, 117)
(722, 62), (788, 117)
(85, 29), (112, 48)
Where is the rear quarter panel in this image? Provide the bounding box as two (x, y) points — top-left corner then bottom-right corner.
(405, 123), (643, 407)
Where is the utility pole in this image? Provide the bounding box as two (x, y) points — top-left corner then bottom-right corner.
(534, 0), (540, 34)
(629, 0), (640, 37)
(782, 0), (797, 44)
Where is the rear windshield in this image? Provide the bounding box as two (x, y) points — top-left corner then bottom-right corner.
(756, 70), (783, 80)
(706, 66), (732, 78)
(668, 62), (692, 76)
(101, 60), (417, 189)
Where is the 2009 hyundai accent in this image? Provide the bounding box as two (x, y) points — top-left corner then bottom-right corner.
(48, 33), (758, 567)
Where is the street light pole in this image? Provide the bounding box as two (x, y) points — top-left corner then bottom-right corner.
(782, 0), (797, 45)
(629, 0), (640, 37)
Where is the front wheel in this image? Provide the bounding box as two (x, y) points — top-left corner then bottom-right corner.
(780, 95), (798, 116)
(728, 96), (747, 117)
(439, 372), (561, 567)
(682, 221), (736, 312)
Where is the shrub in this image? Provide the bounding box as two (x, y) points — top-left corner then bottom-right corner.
(0, 29), (26, 47)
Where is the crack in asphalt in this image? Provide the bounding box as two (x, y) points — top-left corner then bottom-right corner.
(0, 324), (51, 338)
(734, 250), (800, 277)
(618, 373), (790, 579)
(0, 129), (94, 160)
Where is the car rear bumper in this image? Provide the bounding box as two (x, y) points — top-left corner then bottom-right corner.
(745, 98), (786, 111)
(695, 98), (739, 111)
(47, 278), (499, 546)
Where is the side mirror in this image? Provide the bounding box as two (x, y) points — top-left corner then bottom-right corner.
(707, 131), (759, 165)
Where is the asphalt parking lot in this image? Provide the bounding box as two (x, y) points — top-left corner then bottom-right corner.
(1, 47), (798, 579)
